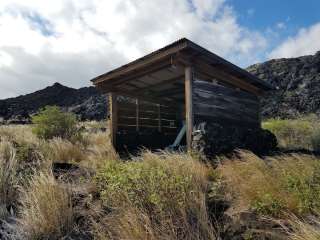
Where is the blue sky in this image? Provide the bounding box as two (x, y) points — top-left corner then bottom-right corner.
(231, 0), (320, 30)
(230, 0), (320, 54)
(0, 0), (320, 98)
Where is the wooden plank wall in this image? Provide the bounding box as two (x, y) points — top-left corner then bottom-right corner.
(117, 99), (179, 135)
(193, 79), (260, 127)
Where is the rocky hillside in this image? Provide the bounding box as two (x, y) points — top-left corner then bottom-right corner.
(247, 51), (320, 118)
(0, 83), (107, 123)
(1, 51), (320, 123)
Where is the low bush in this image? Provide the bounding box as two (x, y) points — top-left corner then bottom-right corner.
(262, 115), (320, 151)
(95, 151), (217, 239)
(219, 151), (320, 217)
(32, 106), (79, 140)
(263, 118), (313, 149)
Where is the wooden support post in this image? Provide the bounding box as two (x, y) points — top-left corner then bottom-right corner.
(136, 99), (139, 131)
(157, 104), (161, 132)
(185, 66), (194, 152)
(109, 93), (118, 149)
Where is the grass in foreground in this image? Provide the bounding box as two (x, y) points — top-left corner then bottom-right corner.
(2, 112), (320, 239)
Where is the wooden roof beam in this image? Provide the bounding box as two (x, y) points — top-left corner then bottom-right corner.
(113, 91), (177, 107)
(194, 61), (263, 95)
(131, 75), (184, 95)
(96, 58), (173, 92)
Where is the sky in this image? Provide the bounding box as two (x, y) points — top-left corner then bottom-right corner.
(0, 0), (320, 99)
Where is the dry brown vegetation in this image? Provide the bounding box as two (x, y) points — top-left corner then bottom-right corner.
(1, 118), (320, 239)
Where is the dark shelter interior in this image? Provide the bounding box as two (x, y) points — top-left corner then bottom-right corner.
(109, 64), (187, 153)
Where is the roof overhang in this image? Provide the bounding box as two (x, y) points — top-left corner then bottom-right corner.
(91, 38), (274, 100)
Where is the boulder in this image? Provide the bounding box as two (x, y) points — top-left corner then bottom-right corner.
(192, 122), (277, 158)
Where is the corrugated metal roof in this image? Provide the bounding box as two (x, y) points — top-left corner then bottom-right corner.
(90, 38), (273, 91)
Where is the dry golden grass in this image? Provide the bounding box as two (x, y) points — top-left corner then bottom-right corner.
(0, 125), (39, 146)
(18, 172), (74, 239)
(43, 137), (86, 163)
(284, 215), (320, 240)
(83, 131), (119, 169)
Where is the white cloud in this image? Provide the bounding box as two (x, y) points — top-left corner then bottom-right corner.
(192, 0), (225, 19)
(269, 22), (320, 59)
(276, 22), (286, 30)
(0, 0), (268, 99)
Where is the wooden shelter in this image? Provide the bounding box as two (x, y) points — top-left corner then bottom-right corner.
(91, 38), (273, 153)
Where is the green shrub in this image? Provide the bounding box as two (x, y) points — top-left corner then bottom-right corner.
(220, 151), (320, 217)
(95, 151), (216, 239)
(96, 156), (200, 212)
(32, 106), (78, 140)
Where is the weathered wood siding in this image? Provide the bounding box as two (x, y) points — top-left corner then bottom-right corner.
(193, 79), (260, 127)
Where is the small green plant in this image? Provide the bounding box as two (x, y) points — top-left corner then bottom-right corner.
(251, 194), (284, 216)
(32, 106), (79, 140)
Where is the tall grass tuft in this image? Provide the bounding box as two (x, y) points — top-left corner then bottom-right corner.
(43, 137), (85, 163)
(18, 173), (74, 239)
(0, 140), (17, 219)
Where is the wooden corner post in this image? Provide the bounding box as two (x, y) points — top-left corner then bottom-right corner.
(185, 66), (194, 152)
(109, 92), (118, 149)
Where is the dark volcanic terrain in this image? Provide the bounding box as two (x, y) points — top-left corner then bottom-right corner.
(247, 51), (320, 118)
(1, 51), (320, 123)
(0, 83), (107, 123)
